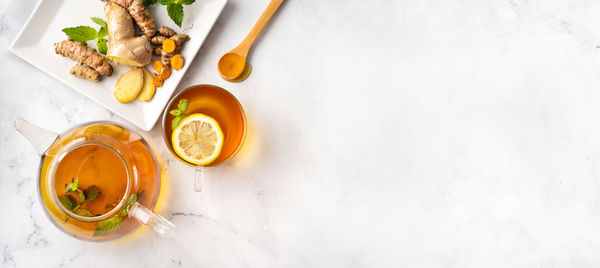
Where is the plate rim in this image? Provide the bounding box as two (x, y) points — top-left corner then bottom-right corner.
(9, 0), (228, 131)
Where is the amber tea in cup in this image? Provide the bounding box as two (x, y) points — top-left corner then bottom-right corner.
(162, 85), (247, 191)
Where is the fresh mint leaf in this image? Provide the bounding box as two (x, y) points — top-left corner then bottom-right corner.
(62, 26), (97, 42)
(75, 208), (93, 217)
(177, 99), (189, 113)
(143, 0), (159, 5)
(180, 0), (195, 5)
(120, 193), (138, 217)
(59, 195), (74, 211)
(169, 109), (181, 116)
(171, 116), (182, 129)
(76, 189), (86, 204)
(84, 185), (100, 201)
(90, 17), (107, 29)
(65, 178), (79, 193)
(97, 38), (108, 55)
(94, 216), (123, 237)
(167, 4), (184, 27)
(97, 26), (108, 38)
(158, 0), (174, 5)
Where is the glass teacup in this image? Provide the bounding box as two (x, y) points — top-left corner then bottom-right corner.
(162, 84), (247, 191)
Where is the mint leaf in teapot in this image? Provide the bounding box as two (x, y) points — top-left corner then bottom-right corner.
(76, 189), (86, 205)
(120, 193), (138, 217)
(75, 209), (93, 217)
(65, 178), (79, 193)
(94, 216), (124, 237)
(84, 185), (100, 201)
(59, 195), (75, 211)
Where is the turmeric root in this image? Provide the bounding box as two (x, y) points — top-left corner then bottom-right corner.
(158, 26), (176, 37)
(154, 47), (178, 57)
(161, 54), (171, 67)
(69, 64), (101, 82)
(170, 54), (184, 70)
(55, 40), (113, 76)
(162, 34), (189, 53)
(102, 0), (156, 37)
(151, 35), (167, 45)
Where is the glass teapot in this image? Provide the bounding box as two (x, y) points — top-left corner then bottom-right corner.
(15, 117), (175, 241)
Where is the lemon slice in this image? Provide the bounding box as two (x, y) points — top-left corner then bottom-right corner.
(172, 113), (224, 165)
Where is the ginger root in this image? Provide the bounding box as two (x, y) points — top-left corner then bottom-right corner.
(105, 3), (152, 67)
(55, 40), (113, 76)
(102, 0), (156, 37)
(69, 64), (101, 82)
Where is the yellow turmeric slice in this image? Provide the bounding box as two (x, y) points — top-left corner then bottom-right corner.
(171, 54), (184, 70)
(152, 73), (164, 87)
(162, 39), (176, 53)
(160, 67), (172, 80)
(153, 60), (164, 73)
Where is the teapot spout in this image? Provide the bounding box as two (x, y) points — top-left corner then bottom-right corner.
(14, 117), (58, 156)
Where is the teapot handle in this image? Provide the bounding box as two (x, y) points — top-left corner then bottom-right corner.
(127, 202), (176, 238)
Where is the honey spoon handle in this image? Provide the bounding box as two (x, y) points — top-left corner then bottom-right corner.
(233, 0), (284, 57)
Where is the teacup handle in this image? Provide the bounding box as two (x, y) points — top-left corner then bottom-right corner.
(194, 166), (204, 192)
(128, 202), (176, 238)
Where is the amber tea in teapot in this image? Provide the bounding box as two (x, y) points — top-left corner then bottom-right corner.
(16, 118), (174, 242)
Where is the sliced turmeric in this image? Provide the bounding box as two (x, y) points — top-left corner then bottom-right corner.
(162, 39), (176, 53)
(171, 54), (184, 70)
(153, 60), (164, 73)
(152, 73), (164, 87)
(162, 34), (189, 53)
(160, 67), (172, 80)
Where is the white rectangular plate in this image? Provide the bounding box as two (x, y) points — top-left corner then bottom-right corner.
(10, 0), (226, 131)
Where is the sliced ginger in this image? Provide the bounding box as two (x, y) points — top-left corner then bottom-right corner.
(171, 54), (184, 70)
(114, 68), (144, 103)
(137, 67), (156, 102)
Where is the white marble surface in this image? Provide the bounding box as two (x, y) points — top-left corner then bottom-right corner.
(3, 0), (600, 266)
